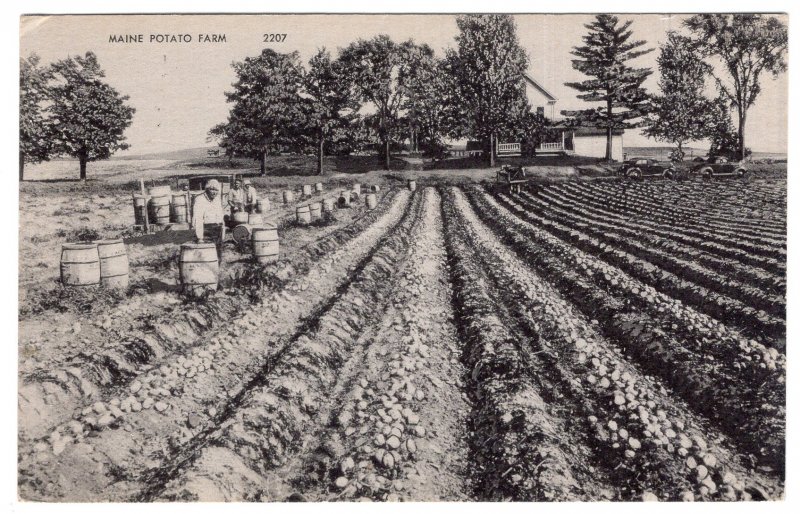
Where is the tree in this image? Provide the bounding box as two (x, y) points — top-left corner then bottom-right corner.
(20, 54), (53, 181)
(447, 14), (529, 167)
(562, 14), (653, 161)
(401, 48), (457, 158)
(48, 52), (135, 180)
(706, 94), (750, 159)
(339, 35), (417, 170)
(644, 33), (714, 161)
(214, 49), (306, 175)
(684, 14), (788, 161)
(303, 48), (359, 175)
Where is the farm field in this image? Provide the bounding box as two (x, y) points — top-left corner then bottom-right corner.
(17, 164), (786, 502)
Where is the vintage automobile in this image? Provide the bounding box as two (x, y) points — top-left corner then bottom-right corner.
(617, 158), (681, 180)
(691, 156), (748, 179)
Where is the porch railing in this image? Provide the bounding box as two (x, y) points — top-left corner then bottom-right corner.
(497, 142), (521, 154)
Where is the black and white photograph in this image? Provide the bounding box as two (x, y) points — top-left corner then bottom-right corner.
(12, 6), (792, 505)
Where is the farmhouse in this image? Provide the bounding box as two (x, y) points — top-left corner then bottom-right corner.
(496, 73), (624, 162)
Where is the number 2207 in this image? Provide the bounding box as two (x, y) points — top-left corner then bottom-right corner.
(263, 33), (287, 42)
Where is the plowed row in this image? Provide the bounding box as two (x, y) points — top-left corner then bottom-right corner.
(19, 177), (785, 502)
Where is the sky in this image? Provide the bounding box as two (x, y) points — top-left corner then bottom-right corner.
(19, 13), (789, 155)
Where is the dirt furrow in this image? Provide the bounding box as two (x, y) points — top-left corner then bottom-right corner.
(17, 189), (412, 501)
(449, 187), (782, 500)
(144, 189), (428, 501)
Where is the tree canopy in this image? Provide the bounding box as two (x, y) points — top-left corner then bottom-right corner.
(562, 14), (653, 161)
(684, 14), (787, 160)
(447, 14), (529, 166)
(48, 51), (135, 180)
(20, 54), (53, 181)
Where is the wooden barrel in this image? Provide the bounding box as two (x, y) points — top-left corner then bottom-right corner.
(283, 190), (295, 204)
(314, 182), (323, 193)
(148, 195), (171, 225)
(95, 239), (129, 289)
(60, 243), (100, 287)
(322, 198), (335, 213)
(231, 211), (249, 226)
(171, 193), (188, 223)
(310, 202), (322, 220)
(353, 183), (361, 195)
(302, 184), (313, 197)
(296, 205), (311, 225)
(148, 185), (172, 199)
(232, 224), (255, 244)
(338, 191), (351, 207)
(132, 194), (148, 225)
(256, 198), (269, 213)
(408, 179), (417, 191)
(370, 185), (381, 193)
(248, 213), (264, 225)
(252, 226), (279, 264)
(179, 242), (218, 295)
(366, 193), (378, 210)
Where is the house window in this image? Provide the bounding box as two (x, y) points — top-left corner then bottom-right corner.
(536, 106), (545, 116)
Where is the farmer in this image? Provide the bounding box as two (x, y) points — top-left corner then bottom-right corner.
(228, 177), (245, 213)
(191, 179), (225, 259)
(243, 179), (259, 213)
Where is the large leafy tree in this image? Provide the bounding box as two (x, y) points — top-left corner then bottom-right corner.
(214, 49), (306, 175)
(20, 54), (53, 181)
(447, 14), (529, 167)
(339, 35), (418, 170)
(562, 14), (653, 161)
(48, 52), (135, 180)
(644, 32), (714, 161)
(684, 14), (788, 161)
(303, 48), (359, 175)
(400, 46), (455, 158)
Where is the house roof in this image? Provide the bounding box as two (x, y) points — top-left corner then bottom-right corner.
(523, 74), (557, 103)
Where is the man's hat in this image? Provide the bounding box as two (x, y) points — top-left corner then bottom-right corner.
(206, 179), (221, 190)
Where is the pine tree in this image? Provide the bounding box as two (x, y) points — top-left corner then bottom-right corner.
(644, 32), (714, 161)
(448, 14), (529, 167)
(48, 52), (135, 180)
(685, 14), (787, 161)
(562, 14), (653, 161)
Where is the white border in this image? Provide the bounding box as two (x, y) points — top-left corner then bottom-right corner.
(4, 2), (796, 513)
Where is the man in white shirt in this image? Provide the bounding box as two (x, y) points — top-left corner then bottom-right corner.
(243, 178), (259, 213)
(228, 178), (245, 213)
(191, 179), (225, 259)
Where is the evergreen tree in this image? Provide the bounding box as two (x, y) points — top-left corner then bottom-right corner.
(562, 14), (653, 161)
(19, 54), (52, 181)
(48, 52), (135, 180)
(644, 32), (714, 161)
(685, 14), (787, 161)
(303, 48), (359, 175)
(447, 14), (529, 166)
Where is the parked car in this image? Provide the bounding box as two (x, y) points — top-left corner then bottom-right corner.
(617, 158), (681, 180)
(691, 157), (748, 179)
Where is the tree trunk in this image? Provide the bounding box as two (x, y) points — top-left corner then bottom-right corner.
(317, 131), (324, 176)
(19, 151), (24, 182)
(605, 97), (613, 162)
(489, 132), (496, 167)
(738, 109), (747, 161)
(79, 156), (87, 181)
(384, 137), (391, 170)
(260, 149), (267, 176)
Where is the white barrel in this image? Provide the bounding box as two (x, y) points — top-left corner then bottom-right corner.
(302, 184), (313, 197)
(322, 198), (335, 213)
(95, 239), (129, 289)
(314, 182), (323, 193)
(408, 180), (417, 191)
(283, 190), (295, 204)
(252, 226), (279, 264)
(353, 183), (361, 195)
(365, 193), (378, 210)
(338, 191), (351, 207)
(310, 202), (322, 220)
(370, 185), (381, 193)
(297, 205), (311, 225)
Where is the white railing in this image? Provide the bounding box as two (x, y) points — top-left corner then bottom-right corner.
(537, 142), (564, 150)
(498, 142), (521, 154)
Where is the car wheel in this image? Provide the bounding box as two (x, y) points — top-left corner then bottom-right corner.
(736, 168), (748, 180)
(664, 169), (674, 180)
(701, 168), (713, 181)
(627, 168), (642, 181)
